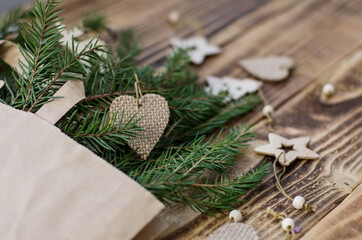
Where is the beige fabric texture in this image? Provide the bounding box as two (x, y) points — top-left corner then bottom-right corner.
(0, 103), (164, 240)
(207, 223), (259, 240)
(35, 80), (85, 124)
(109, 94), (169, 160)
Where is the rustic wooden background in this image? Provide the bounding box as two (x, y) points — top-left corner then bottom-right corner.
(60, 0), (362, 239)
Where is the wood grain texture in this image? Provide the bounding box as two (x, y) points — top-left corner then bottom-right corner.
(301, 184), (362, 240)
(58, 0), (362, 239)
(162, 45), (362, 240)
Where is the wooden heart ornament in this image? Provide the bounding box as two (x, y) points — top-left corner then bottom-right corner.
(109, 94), (169, 160)
(239, 56), (294, 81)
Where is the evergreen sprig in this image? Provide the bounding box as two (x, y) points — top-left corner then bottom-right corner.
(128, 127), (269, 213)
(6, 0), (105, 112)
(0, 0), (270, 214)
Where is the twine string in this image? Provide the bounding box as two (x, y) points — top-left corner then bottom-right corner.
(266, 207), (287, 220)
(134, 74), (143, 108)
(274, 153), (293, 201)
(273, 153), (316, 211)
(287, 226), (296, 240)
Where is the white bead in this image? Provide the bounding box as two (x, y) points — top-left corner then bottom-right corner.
(322, 83), (335, 97)
(168, 11), (180, 24)
(229, 209), (243, 222)
(282, 218), (295, 231)
(292, 196), (306, 210)
(262, 105), (274, 116)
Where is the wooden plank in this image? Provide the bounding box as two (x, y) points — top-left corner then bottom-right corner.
(162, 46), (362, 240)
(56, 0), (362, 239)
(156, 0), (362, 237)
(301, 184), (362, 240)
(60, 0), (273, 64)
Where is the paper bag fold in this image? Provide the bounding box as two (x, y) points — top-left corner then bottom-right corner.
(35, 80), (85, 124)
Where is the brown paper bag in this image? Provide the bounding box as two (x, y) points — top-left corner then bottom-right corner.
(0, 103), (164, 240)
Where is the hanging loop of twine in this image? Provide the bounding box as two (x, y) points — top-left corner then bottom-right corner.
(273, 153), (317, 212)
(134, 73), (143, 108)
(303, 202), (317, 212)
(266, 207), (287, 220)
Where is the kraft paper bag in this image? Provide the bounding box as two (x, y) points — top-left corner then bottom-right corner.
(0, 103), (164, 240)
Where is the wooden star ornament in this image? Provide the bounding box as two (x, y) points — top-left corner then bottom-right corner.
(205, 76), (262, 101)
(170, 37), (221, 65)
(254, 133), (319, 166)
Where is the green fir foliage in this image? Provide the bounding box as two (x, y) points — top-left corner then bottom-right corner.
(0, 0), (269, 214)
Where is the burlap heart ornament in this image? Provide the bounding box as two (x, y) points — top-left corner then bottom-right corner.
(239, 56), (294, 81)
(109, 94), (169, 160)
(207, 223), (258, 240)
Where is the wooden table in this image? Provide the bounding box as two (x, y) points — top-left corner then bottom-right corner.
(61, 0), (362, 239)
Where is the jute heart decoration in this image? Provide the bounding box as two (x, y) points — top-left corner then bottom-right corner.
(207, 223), (258, 240)
(239, 56), (294, 82)
(109, 94), (169, 160)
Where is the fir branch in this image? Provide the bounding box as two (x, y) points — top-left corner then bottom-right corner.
(9, 0), (65, 110)
(151, 163), (269, 213)
(27, 42), (103, 112)
(59, 109), (143, 153)
(80, 90), (134, 102)
(125, 126), (270, 213)
(7, 0), (106, 112)
(182, 94), (261, 138)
